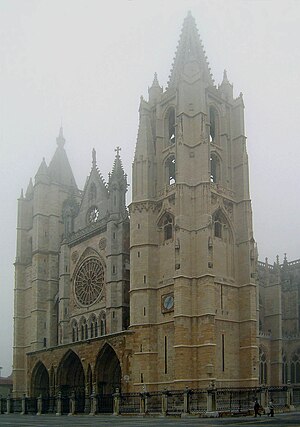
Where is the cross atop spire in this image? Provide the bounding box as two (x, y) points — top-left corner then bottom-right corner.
(115, 146), (121, 157)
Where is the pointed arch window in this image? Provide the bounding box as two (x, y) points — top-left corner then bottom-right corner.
(166, 155), (176, 185)
(158, 213), (174, 242)
(291, 349), (300, 383)
(209, 106), (220, 145)
(168, 107), (176, 145)
(90, 315), (98, 338)
(213, 210), (225, 239)
(259, 347), (268, 385)
(282, 353), (288, 384)
(210, 153), (221, 183)
(80, 318), (87, 340)
(71, 320), (78, 343)
(163, 214), (173, 240)
(100, 312), (106, 336)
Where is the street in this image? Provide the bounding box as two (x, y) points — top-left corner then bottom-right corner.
(0, 412), (299, 427)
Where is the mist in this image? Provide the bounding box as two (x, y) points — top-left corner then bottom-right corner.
(1, 0), (299, 377)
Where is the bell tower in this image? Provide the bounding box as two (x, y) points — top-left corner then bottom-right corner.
(130, 12), (258, 389)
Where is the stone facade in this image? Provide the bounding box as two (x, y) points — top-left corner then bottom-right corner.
(258, 257), (300, 387)
(13, 12), (271, 399)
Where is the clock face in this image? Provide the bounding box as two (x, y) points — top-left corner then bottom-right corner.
(88, 206), (100, 223)
(163, 294), (174, 311)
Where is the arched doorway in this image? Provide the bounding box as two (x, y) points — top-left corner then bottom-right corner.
(31, 361), (49, 397)
(56, 350), (85, 413)
(95, 344), (121, 394)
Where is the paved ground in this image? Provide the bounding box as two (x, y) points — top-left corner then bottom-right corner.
(0, 412), (300, 427)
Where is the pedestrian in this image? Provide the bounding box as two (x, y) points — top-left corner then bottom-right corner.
(268, 398), (274, 417)
(254, 398), (261, 417)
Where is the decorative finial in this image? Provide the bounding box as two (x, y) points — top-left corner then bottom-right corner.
(56, 126), (65, 147)
(115, 146), (121, 157)
(152, 72), (160, 87)
(92, 148), (96, 168)
(276, 255), (279, 265)
(223, 69), (229, 83)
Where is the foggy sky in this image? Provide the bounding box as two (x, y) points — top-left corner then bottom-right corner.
(1, 0), (299, 377)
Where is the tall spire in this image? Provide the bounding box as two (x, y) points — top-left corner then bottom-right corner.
(219, 69), (233, 99)
(167, 12), (214, 89)
(148, 72), (163, 105)
(25, 178), (33, 198)
(134, 96), (154, 159)
(48, 127), (77, 188)
(151, 72), (160, 87)
(92, 147), (97, 169)
(110, 146), (126, 180)
(56, 126), (65, 147)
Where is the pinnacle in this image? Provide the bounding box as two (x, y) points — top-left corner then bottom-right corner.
(223, 69), (229, 83)
(92, 148), (97, 169)
(109, 147), (126, 185)
(151, 72), (160, 87)
(56, 126), (65, 147)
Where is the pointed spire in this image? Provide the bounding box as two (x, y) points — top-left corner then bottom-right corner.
(152, 72), (160, 87)
(35, 157), (49, 184)
(222, 69), (229, 84)
(25, 178), (33, 198)
(92, 148), (97, 168)
(110, 146), (126, 179)
(167, 12), (214, 89)
(36, 157), (48, 174)
(56, 126), (65, 147)
(108, 146), (127, 205)
(148, 72), (163, 105)
(219, 69), (233, 100)
(135, 98), (154, 159)
(48, 128), (77, 188)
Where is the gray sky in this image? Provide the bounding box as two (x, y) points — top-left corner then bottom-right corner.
(1, 0), (300, 377)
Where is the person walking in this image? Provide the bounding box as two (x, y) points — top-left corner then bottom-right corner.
(268, 398), (274, 417)
(254, 398), (261, 417)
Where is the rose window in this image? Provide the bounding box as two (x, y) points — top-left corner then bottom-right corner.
(74, 257), (104, 306)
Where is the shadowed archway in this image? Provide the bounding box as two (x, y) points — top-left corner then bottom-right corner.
(95, 344), (121, 394)
(56, 350), (85, 412)
(31, 361), (49, 397)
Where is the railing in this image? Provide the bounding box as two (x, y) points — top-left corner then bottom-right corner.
(1, 385), (299, 417)
(216, 388), (258, 414)
(190, 390), (207, 414)
(119, 392), (140, 414)
(167, 390), (184, 414)
(147, 391), (161, 414)
(268, 386), (288, 410)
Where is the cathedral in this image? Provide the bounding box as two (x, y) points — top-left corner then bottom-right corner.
(12, 12), (300, 403)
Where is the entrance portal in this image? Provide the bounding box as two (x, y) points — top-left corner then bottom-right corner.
(56, 350), (85, 413)
(31, 361), (49, 397)
(95, 344), (121, 394)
